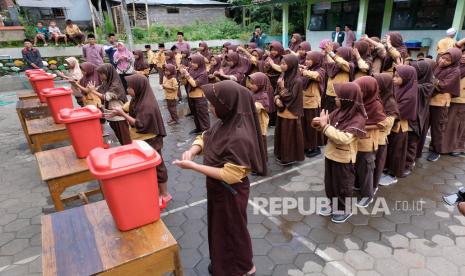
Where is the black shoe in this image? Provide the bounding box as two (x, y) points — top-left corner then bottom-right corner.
(208, 263), (212, 274)
(356, 197), (373, 208)
(450, 152), (461, 157)
(278, 160), (296, 166)
(331, 212), (352, 223)
(189, 129), (200, 135)
(305, 148), (321, 158)
(185, 113), (194, 117)
(400, 169), (412, 178)
(427, 152), (441, 162)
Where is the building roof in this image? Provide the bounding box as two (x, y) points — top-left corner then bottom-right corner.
(111, 0), (228, 5)
(16, 0), (73, 8)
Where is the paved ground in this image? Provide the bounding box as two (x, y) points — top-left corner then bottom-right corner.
(1, 75), (465, 276)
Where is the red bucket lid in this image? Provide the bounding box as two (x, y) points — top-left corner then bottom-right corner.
(30, 74), (55, 81)
(58, 105), (102, 123)
(87, 141), (161, 180)
(42, 87), (72, 98)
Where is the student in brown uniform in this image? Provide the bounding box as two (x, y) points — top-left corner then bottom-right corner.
(408, 60), (434, 165)
(237, 46), (265, 74)
(300, 51), (326, 158)
(353, 40), (372, 79)
(89, 64), (131, 145)
(353, 76), (386, 206)
(264, 41), (285, 126)
(382, 32), (409, 72)
(72, 62), (102, 107)
(274, 54), (305, 165)
(180, 54), (211, 135)
(382, 65), (418, 185)
(154, 43), (166, 87)
(247, 72), (271, 157)
(207, 55), (222, 83)
(111, 74), (171, 209)
(427, 47), (462, 161)
(373, 73), (399, 188)
(174, 80), (267, 276)
(444, 49), (465, 155)
(163, 64), (179, 125)
(133, 50), (150, 77)
(323, 44), (355, 113)
(215, 51), (249, 85)
(313, 82), (366, 223)
(288, 33), (303, 52)
(361, 36), (387, 74)
(198, 41), (212, 65)
(296, 41), (312, 64)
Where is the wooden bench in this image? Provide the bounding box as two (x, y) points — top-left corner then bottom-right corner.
(16, 98), (50, 151)
(16, 89), (38, 100)
(26, 116), (69, 152)
(42, 200), (183, 276)
(35, 145), (100, 211)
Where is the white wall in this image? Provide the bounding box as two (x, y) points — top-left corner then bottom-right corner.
(66, 0), (92, 22)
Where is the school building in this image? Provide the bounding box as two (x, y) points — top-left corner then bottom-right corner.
(257, 0), (465, 58)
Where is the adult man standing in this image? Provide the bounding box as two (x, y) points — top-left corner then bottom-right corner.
(344, 24), (355, 47)
(104, 33), (117, 66)
(250, 25), (266, 49)
(437, 27), (457, 55)
(175, 32), (190, 53)
(82, 34), (104, 66)
(331, 25), (344, 46)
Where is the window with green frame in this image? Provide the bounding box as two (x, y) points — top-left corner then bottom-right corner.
(308, 0), (359, 31)
(390, 0), (456, 30)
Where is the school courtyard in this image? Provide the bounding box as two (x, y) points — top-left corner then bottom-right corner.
(1, 74), (465, 276)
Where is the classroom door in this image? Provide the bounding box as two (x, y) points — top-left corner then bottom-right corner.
(365, 0), (385, 37)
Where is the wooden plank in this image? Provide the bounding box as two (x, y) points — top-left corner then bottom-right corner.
(35, 146), (88, 181)
(16, 89), (37, 100)
(26, 117), (66, 136)
(41, 215), (57, 276)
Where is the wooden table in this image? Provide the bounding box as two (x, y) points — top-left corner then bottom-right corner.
(35, 145), (100, 211)
(16, 98), (50, 151)
(42, 200), (183, 276)
(16, 89), (38, 100)
(26, 116), (69, 152)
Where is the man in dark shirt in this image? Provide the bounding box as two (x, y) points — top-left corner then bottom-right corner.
(331, 25), (345, 46)
(104, 33), (117, 66)
(21, 39), (43, 69)
(250, 25), (266, 49)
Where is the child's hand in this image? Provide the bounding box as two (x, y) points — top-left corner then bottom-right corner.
(172, 159), (196, 170)
(181, 150), (195, 161)
(319, 109), (329, 128)
(275, 98), (283, 108)
(311, 117), (321, 129)
(324, 43), (333, 54)
(109, 107), (124, 118)
(278, 78), (285, 90)
(352, 48), (361, 59)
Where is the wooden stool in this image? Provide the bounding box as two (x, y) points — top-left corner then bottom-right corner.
(16, 89), (38, 100)
(35, 145), (100, 211)
(26, 116), (69, 152)
(42, 200), (183, 276)
(16, 98), (50, 151)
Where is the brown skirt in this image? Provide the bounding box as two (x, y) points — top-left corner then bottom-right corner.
(146, 136), (168, 183)
(302, 108), (323, 151)
(354, 151), (375, 199)
(406, 131), (419, 171)
(385, 131), (408, 177)
(374, 145), (387, 189)
(158, 69), (164, 85)
(166, 99), (179, 122)
(417, 113), (430, 158)
(325, 158), (354, 212)
(274, 117), (305, 163)
(444, 103), (465, 152)
(207, 177), (253, 275)
(191, 97), (210, 131)
(429, 106), (449, 153)
(109, 120), (132, 145)
(262, 135), (268, 162)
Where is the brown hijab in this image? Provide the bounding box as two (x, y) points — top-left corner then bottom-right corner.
(126, 74), (166, 136)
(279, 54), (303, 116)
(248, 42), (257, 49)
(223, 52), (249, 84)
(188, 54), (209, 89)
(198, 41), (212, 60)
(373, 73), (399, 118)
(208, 55), (222, 75)
(298, 42), (312, 64)
(79, 62), (101, 87)
(326, 47), (355, 80)
(165, 50), (176, 66)
(289, 33), (303, 52)
(411, 60), (435, 134)
(269, 41), (284, 64)
(330, 82), (367, 138)
(302, 51), (326, 94)
(133, 50), (149, 71)
(248, 72), (272, 113)
(354, 41), (372, 74)
(434, 47), (462, 97)
(354, 76), (386, 125)
(96, 64), (127, 103)
(201, 80), (267, 176)
(251, 48), (265, 72)
(393, 65), (418, 121)
(382, 32), (409, 71)
(163, 63), (176, 80)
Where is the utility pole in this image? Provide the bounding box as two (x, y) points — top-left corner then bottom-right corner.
(120, 0), (134, 50)
(87, 0), (98, 38)
(145, 0), (150, 28)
